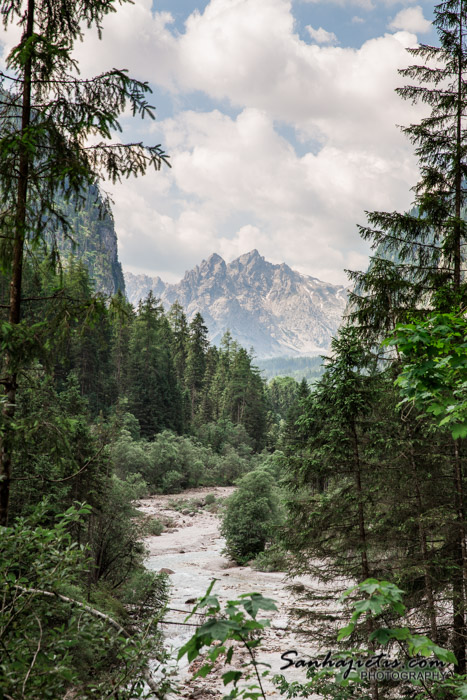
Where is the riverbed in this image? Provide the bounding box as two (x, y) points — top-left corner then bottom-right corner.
(138, 486), (324, 699)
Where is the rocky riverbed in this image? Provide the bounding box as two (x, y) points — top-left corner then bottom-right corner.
(137, 487), (324, 699)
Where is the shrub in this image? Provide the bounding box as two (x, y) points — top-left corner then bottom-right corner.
(0, 504), (168, 698)
(162, 469), (184, 493)
(220, 468), (281, 564)
(145, 518), (164, 536)
(252, 543), (289, 572)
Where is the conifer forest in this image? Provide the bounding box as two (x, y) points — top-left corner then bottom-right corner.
(3, 1), (467, 699)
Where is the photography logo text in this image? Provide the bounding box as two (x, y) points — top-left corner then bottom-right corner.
(279, 650), (449, 682)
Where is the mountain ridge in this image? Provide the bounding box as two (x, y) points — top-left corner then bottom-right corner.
(124, 250), (347, 358)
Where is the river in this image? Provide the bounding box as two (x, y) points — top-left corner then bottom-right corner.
(138, 486), (323, 699)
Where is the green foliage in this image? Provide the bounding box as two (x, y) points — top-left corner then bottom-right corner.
(128, 293), (182, 438)
(144, 518), (165, 536)
(196, 419), (254, 457)
(0, 504), (168, 699)
(251, 543), (289, 573)
(87, 473), (148, 588)
(275, 578), (458, 699)
(111, 427), (252, 493)
(179, 581), (277, 700)
(266, 376), (301, 420)
(387, 313), (467, 438)
(221, 468), (282, 564)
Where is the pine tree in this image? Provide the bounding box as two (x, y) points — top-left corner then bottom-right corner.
(0, 0), (169, 525)
(108, 290), (134, 403)
(223, 345), (268, 450)
(199, 345), (219, 423)
(344, 5), (467, 670)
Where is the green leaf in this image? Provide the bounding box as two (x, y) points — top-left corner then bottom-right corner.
(194, 663), (213, 679)
(222, 670), (243, 685)
(337, 623), (355, 640)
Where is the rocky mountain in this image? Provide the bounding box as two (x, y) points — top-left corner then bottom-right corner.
(56, 186), (125, 297)
(124, 250), (348, 358)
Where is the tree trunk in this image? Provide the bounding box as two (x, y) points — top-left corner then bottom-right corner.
(351, 421), (379, 700)
(0, 0), (34, 527)
(453, 0), (463, 292)
(408, 445), (438, 641)
(452, 438), (466, 674)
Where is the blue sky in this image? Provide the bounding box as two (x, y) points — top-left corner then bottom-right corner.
(0, 0), (438, 285)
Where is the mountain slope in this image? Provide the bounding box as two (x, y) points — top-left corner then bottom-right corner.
(125, 250), (347, 358)
(56, 186), (125, 297)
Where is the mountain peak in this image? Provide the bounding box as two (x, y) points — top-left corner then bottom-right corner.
(199, 253), (226, 276)
(230, 250), (266, 269)
(239, 249), (262, 262)
(124, 251), (347, 358)
(207, 252), (224, 264)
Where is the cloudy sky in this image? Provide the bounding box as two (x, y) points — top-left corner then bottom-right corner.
(1, 0), (437, 285)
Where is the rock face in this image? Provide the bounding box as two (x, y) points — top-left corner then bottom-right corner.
(124, 250), (347, 358)
(57, 185), (125, 297)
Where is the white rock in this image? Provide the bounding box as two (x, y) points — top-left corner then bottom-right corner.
(272, 619), (289, 630)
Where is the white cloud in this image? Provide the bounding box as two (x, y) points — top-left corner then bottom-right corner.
(75, 0), (429, 284)
(302, 0), (430, 6)
(0, 0), (433, 285)
(389, 6), (431, 33)
(110, 103), (419, 285)
(306, 25), (338, 44)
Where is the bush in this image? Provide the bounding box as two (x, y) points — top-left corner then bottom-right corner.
(145, 518), (164, 536)
(110, 427), (255, 493)
(162, 469), (184, 493)
(220, 468), (281, 564)
(252, 543), (289, 572)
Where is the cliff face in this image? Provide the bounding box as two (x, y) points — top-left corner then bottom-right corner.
(57, 186), (125, 297)
(125, 250), (347, 359)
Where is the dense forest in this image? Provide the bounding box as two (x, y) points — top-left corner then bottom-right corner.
(3, 0), (467, 699)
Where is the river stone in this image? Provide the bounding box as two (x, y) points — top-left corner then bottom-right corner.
(272, 619), (289, 630)
(292, 582), (305, 592)
(159, 568), (175, 575)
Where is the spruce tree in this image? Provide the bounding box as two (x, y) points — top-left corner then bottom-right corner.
(185, 312), (209, 420)
(167, 300), (189, 387)
(348, 0), (467, 338)
(128, 293), (182, 438)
